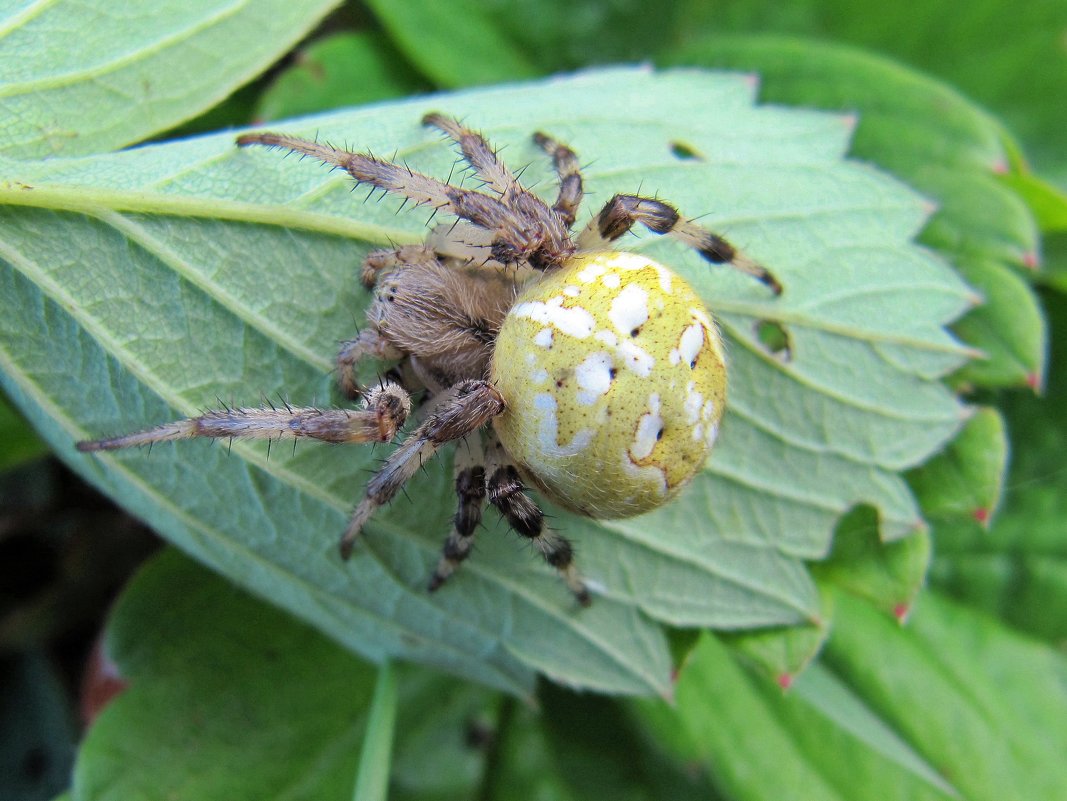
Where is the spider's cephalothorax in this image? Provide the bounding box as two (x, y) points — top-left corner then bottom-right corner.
(78, 115), (781, 607)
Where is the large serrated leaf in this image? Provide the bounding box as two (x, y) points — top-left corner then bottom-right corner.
(664, 35), (1044, 389)
(633, 590), (1067, 801)
(0, 0), (339, 159)
(0, 68), (972, 695)
(630, 632), (959, 801)
(820, 592), (1067, 800)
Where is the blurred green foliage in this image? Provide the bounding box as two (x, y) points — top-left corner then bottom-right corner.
(0, 1), (1064, 800)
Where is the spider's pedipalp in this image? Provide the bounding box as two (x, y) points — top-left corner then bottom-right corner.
(336, 328), (404, 400)
(76, 382), (411, 453)
(484, 433), (590, 606)
(428, 432), (487, 592)
(533, 131), (583, 228)
(579, 193), (782, 294)
(339, 380), (504, 559)
(361, 244), (439, 288)
(426, 222), (497, 266)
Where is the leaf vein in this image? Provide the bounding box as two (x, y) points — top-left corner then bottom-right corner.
(0, 0), (251, 98)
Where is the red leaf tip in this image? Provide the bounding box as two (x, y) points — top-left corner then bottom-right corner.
(80, 640), (128, 726)
(893, 602), (911, 623)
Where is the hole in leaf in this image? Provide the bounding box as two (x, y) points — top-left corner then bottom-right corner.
(755, 319), (792, 361)
(669, 141), (705, 161)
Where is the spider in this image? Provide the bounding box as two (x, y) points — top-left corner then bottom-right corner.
(78, 114), (781, 607)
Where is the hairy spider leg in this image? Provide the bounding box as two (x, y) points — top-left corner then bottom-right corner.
(420, 113), (576, 268)
(422, 113), (519, 198)
(428, 431), (488, 592)
(338, 380), (504, 558)
(484, 431), (591, 607)
(577, 194), (782, 294)
(532, 131), (583, 228)
(237, 131), (570, 271)
(76, 383), (411, 452)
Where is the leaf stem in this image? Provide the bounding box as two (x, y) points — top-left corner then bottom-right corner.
(352, 660), (399, 801)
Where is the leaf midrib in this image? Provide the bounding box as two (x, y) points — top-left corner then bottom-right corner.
(0, 0), (56, 39)
(0, 178), (974, 362)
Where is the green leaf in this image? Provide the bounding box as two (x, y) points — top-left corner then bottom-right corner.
(74, 550), (490, 801)
(720, 612), (829, 689)
(664, 627), (702, 672)
(814, 506), (930, 620)
(948, 258), (1046, 388)
(392, 0), (692, 77)
(908, 406), (1007, 527)
(632, 634), (870, 801)
(787, 664), (958, 799)
(633, 591), (1067, 801)
(162, 81), (262, 141)
(362, 0), (539, 87)
(0, 0), (339, 159)
(481, 688), (716, 801)
(999, 171), (1067, 233)
(0, 69), (972, 695)
(929, 290), (1067, 644)
(1040, 232), (1067, 292)
(254, 32), (427, 122)
(822, 592), (1067, 800)
(389, 670), (491, 800)
(669, 0), (1067, 188)
(665, 35), (1044, 388)
(74, 549), (377, 800)
(0, 392), (46, 472)
(482, 699), (584, 801)
(725, 502), (932, 683)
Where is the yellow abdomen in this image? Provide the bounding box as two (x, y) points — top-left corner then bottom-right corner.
(491, 251), (726, 518)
